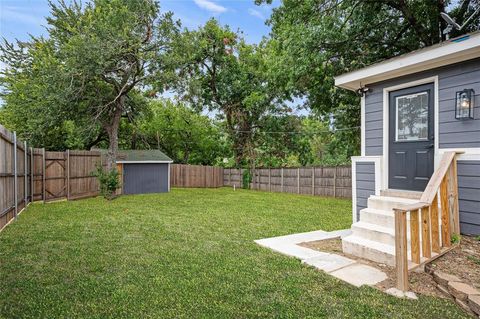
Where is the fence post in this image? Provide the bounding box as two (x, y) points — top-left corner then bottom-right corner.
(312, 167), (315, 196)
(30, 147), (34, 202)
(297, 168), (300, 194)
(66, 150), (70, 200)
(13, 132), (18, 220)
(268, 168), (271, 192)
(281, 168), (284, 193)
(229, 169), (231, 186)
(204, 165), (207, 188)
(333, 167), (337, 198)
(24, 141), (27, 205)
(42, 148), (46, 203)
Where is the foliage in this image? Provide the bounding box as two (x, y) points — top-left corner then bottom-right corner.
(168, 19), (285, 166)
(1, 0), (179, 169)
(255, 0), (480, 159)
(0, 189), (468, 318)
(242, 170), (252, 189)
(138, 99), (227, 165)
(467, 255), (480, 265)
(94, 165), (120, 200)
(451, 233), (461, 244)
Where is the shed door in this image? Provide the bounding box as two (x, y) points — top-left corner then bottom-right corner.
(123, 163), (169, 195)
(389, 83), (434, 191)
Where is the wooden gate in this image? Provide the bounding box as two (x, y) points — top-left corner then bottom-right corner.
(44, 151), (67, 202)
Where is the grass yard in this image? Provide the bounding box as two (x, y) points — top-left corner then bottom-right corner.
(0, 188), (469, 318)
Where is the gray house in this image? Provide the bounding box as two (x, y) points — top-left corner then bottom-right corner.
(114, 150), (173, 195)
(334, 32), (480, 268)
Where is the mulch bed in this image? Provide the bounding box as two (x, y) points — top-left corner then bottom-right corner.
(428, 235), (480, 290)
(300, 236), (480, 298)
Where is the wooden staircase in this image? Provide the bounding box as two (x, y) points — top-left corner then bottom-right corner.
(342, 151), (461, 291)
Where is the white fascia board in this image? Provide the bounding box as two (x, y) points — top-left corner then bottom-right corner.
(335, 33), (480, 91)
(116, 160), (174, 164)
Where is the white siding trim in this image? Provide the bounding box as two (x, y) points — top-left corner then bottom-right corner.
(351, 156), (382, 223)
(361, 95), (366, 156)
(335, 32), (480, 90)
(382, 76), (439, 190)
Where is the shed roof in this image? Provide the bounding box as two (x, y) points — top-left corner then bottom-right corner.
(116, 150), (173, 163)
(335, 31), (480, 91)
(97, 149), (173, 163)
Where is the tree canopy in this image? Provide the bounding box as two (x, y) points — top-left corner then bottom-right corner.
(2, 0), (479, 169)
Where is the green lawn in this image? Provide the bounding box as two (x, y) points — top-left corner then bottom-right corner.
(0, 188), (469, 318)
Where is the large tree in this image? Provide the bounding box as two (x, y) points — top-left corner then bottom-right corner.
(256, 0), (480, 157)
(1, 0), (179, 169)
(168, 19), (285, 167)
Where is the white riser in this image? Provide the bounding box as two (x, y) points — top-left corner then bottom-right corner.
(342, 235), (396, 266)
(359, 208), (394, 228)
(351, 222), (396, 246)
(367, 195), (418, 211)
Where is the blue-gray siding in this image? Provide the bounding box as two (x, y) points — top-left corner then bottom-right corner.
(123, 163), (169, 195)
(364, 57), (480, 155)
(356, 162), (376, 221)
(458, 161), (480, 235)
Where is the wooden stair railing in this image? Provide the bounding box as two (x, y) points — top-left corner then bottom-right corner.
(393, 151), (462, 291)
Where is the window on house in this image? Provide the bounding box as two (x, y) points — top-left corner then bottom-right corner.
(395, 92), (428, 141)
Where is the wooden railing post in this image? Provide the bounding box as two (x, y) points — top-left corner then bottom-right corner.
(395, 210), (408, 291)
(440, 176), (451, 247)
(410, 209), (420, 264)
(421, 206), (432, 258)
(431, 195), (440, 253)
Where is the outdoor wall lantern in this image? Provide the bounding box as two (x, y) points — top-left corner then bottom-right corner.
(455, 89), (475, 120)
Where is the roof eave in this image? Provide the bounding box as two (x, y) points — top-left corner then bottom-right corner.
(334, 33), (480, 91)
(116, 160), (174, 164)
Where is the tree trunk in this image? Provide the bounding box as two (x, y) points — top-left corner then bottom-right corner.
(105, 99), (123, 171)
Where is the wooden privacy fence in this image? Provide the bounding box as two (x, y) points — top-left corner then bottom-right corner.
(1, 124), (103, 230)
(223, 166), (352, 198)
(170, 164), (223, 188)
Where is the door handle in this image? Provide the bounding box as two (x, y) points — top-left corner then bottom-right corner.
(425, 143), (434, 149)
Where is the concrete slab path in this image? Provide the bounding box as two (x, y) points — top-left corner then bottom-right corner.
(255, 229), (387, 288)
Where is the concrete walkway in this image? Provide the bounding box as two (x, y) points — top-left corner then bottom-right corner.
(255, 229), (387, 287)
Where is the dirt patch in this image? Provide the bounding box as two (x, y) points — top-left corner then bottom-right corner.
(299, 237), (447, 298)
(428, 235), (480, 290)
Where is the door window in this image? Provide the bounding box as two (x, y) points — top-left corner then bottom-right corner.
(395, 92), (428, 141)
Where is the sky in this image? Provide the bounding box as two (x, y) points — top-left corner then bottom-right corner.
(0, 0), (308, 115)
(0, 0), (278, 44)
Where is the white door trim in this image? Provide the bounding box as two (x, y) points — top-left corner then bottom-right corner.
(382, 76), (439, 191)
(361, 96), (366, 156)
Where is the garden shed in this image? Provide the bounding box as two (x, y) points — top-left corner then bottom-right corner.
(114, 150), (173, 195)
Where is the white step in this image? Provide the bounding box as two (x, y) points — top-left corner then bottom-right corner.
(368, 195), (419, 211)
(342, 235), (426, 268)
(342, 235), (396, 266)
(359, 208), (394, 228)
(351, 221), (396, 246)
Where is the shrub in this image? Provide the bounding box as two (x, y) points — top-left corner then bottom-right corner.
(242, 169), (252, 189)
(94, 166), (120, 200)
(451, 233), (461, 244)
